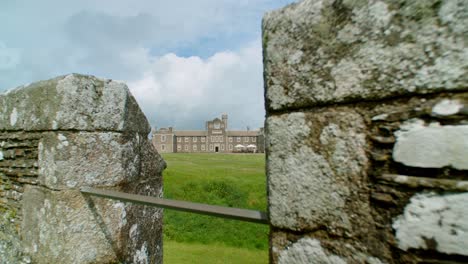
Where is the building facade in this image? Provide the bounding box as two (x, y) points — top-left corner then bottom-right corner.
(152, 114), (264, 153)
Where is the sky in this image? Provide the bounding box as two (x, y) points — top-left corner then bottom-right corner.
(0, 0), (296, 130)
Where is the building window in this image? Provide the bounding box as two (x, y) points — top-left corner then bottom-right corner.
(244, 137), (249, 142)
(210, 144), (213, 151)
(211, 136), (214, 142)
(193, 137), (197, 142)
(237, 137), (241, 142)
(201, 145), (205, 151)
(229, 137), (233, 142)
(177, 145), (181, 151)
(221, 145), (224, 151)
(229, 144), (233, 150)
(184, 145), (188, 151)
(201, 137), (205, 142)
(161, 135), (166, 142)
(193, 145), (197, 151)
(161, 144), (165, 151)
(177, 137), (181, 142)
(185, 137), (189, 142)
(252, 137), (256, 142)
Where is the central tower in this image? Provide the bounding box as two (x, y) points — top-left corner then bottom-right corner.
(222, 114), (228, 130)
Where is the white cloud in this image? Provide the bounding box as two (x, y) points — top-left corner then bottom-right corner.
(128, 39), (264, 130)
(0, 0), (296, 128)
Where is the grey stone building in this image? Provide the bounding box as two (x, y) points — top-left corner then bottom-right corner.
(152, 114), (264, 153)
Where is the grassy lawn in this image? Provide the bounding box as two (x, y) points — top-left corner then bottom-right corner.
(164, 240), (268, 264)
(162, 153), (268, 264)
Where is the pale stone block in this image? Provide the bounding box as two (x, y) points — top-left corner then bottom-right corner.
(272, 232), (385, 264)
(38, 131), (143, 190)
(393, 121), (468, 170)
(21, 186), (119, 263)
(393, 192), (468, 256)
(266, 110), (370, 232)
(431, 99), (464, 116)
(278, 238), (346, 264)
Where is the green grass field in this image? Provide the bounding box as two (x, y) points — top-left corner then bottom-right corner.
(162, 153), (268, 264)
(165, 241), (268, 264)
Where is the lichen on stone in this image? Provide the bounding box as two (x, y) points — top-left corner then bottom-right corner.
(393, 192), (468, 256)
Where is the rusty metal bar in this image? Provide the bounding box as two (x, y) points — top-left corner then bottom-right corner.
(80, 187), (268, 224)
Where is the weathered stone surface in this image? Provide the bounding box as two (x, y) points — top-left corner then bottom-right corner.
(121, 138), (164, 264)
(265, 92), (468, 262)
(0, 74), (150, 133)
(380, 174), (468, 192)
(432, 99), (465, 117)
(266, 110), (370, 232)
(38, 132), (145, 190)
(0, 209), (30, 264)
(272, 234), (385, 264)
(263, 0), (468, 111)
(278, 238), (346, 264)
(393, 192), (468, 256)
(0, 75), (164, 263)
(20, 183), (163, 264)
(21, 186), (119, 263)
(264, 0), (468, 262)
(393, 120), (468, 169)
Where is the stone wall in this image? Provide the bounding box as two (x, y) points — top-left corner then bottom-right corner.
(0, 74), (165, 264)
(263, 0), (467, 263)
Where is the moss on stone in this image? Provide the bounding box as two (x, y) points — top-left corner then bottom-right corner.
(398, 0), (443, 22)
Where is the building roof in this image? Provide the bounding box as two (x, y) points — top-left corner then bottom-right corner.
(227, 131), (260, 136)
(173, 130), (207, 136)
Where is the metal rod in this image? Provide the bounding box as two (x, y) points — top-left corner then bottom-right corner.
(80, 187), (268, 224)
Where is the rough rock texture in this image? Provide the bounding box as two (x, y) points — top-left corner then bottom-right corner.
(0, 74), (165, 264)
(278, 238), (346, 264)
(263, 0), (468, 111)
(266, 94), (468, 264)
(263, 1), (468, 263)
(393, 122), (468, 169)
(0, 74), (149, 133)
(38, 131), (147, 190)
(393, 192), (468, 256)
(266, 110), (371, 233)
